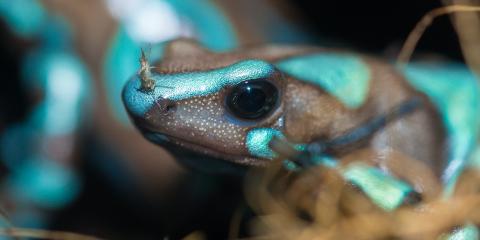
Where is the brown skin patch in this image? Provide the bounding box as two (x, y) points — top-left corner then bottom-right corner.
(131, 39), (445, 175)
(282, 57), (445, 176)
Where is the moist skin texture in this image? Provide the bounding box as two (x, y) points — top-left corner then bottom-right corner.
(123, 39), (445, 175)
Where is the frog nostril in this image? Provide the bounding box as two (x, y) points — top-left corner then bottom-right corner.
(155, 98), (176, 115)
(166, 104), (176, 113)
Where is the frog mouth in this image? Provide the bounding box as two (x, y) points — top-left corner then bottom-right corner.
(139, 128), (270, 167)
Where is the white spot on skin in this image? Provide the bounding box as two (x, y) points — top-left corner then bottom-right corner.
(147, 93), (254, 157)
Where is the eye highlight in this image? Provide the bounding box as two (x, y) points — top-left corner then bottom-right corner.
(226, 79), (278, 120)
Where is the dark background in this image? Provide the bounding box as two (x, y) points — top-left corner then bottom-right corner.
(292, 0), (461, 58)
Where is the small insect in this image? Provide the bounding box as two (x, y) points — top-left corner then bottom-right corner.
(139, 48), (156, 92)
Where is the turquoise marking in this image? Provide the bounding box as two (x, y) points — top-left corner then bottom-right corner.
(0, 0), (88, 218)
(442, 224), (479, 240)
(402, 62), (480, 192)
(2, 48), (88, 210)
(295, 154), (412, 211)
(0, 0), (47, 37)
(39, 15), (73, 49)
(21, 49), (90, 136)
(0, 125), (30, 170)
(467, 147), (480, 170)
(123, 60), (275, 117)
(167, 0), (237, 51)
(283, 155), (337, 171)
(7, 159), (81, 209)
(284, 153), (412, 211)
(276, 53), (371, 108)
(246, 128), (284, 159)
(342, 163), (413, 211)
(246, 128), (306, 159)
(283, 160), (300, 171)
(311, 155), (338, 168)
(0, 0), (72, 47)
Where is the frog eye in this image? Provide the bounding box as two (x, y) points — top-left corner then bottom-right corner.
(226, 79), (278, 120)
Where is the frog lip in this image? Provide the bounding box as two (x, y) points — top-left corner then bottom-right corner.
(139, 127), (270, 166)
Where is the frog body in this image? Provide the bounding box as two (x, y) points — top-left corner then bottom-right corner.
(122, 39), (477, 180)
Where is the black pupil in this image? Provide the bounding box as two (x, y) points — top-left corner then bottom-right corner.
(226, 80), (278, 120)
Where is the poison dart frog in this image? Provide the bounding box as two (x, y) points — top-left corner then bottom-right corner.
(122, 39), (480, 190)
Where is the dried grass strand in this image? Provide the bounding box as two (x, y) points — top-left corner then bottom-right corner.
(397, 5), (480, 65)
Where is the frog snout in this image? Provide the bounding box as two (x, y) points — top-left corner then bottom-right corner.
(122, 75), (177, 118)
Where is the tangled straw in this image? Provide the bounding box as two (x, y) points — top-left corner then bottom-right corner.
(245, 149), (480, 240)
